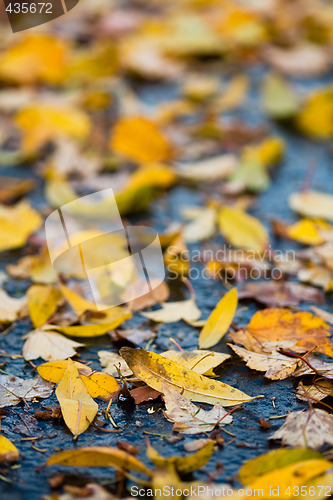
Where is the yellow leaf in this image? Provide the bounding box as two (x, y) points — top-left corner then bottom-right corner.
(248, 459), (332, 498)
(47, 446), (151, 476)
(161, 349), (230, 376)
(111, 116), (172, 163)
(16, 103), (91, 153)
(55, 359), (98, 437)
(199, 288), (238, 349)
(218, 205), (269, 251)
(297, 87), (333, 139)
(80, 372), (120, 400)
(243, 136), (285, 166)
(7, 247), (57, 284)
(0, 435), (19, 463)
(286, 218), (330, 245)
(120, 347), (256, 406)
(239, 448), (325, 486)
(230, 308), (333, 358)
(0, 201), (42, 253)
(59, 283), (99, 315)
(147, 440), (215, 474)
(115, 164), (176, 215)
(54, 306), (132, 338)
(38, 359), (91, 384)
(289, 190), (333, 221)
(27, 284), (63, 328)
(0, 34), (69, 85)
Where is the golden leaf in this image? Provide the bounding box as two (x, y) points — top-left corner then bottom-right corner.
(0, 201), (42, 253)
(47, 446), (151, 476)
(16, 103), (91, 153)
(120, 347), (256, 406)
(27, 284), (63, 328)
(111, 117), (172, 163)
(199, 288), (238, 349)
(0, 435), (19, 463)
(218, 206), (269, 251)
(55, 359), (98, 437)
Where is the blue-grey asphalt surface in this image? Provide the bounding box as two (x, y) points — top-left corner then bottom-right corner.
(0, 68), (333, 499)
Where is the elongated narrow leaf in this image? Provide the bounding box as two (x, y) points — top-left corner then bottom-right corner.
(47, 446), (151, 476)
(120, 347), (256, 406)
(199, 288), (238, 348)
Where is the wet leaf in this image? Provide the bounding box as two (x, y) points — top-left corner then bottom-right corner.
(218, 206), (269, 251)
(238, 281), (324, 307)
(0, 435), (19, 463)
(0, 34), (69, 85)
(289, 190), (333, 221)
(55, 359), (98, 437)
(199, 288), (238, 349)
(27, 284), (63, 328)
(111, 116), (172, 163)
(120, 347), (256, 406)
(47, 446), (151, 476)
(0, 374), (53, 408)
(141, 297), (201, 324)
(161, 349), (230, 376)
(270, 409), (333, 449)
(22, 325), (84, 361)
(0, 288), (27, 323)
(0, 201), (42, 253)
(16, 103), (91, 153)
(163, 384), (233, 434)
(147, 440), (215, 474)
(229, 308), (333, 357)
(262, 73), (299, 119)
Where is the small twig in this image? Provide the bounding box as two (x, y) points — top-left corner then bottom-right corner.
(280, 348), (321, 377)
(169, 338), (183, 351)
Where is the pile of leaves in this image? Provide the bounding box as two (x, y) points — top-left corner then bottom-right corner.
(0, 0), (333, 499)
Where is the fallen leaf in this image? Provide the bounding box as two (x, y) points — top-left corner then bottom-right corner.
(47, 446), (151, 476)
(177, 155), (237, 182)
(296, 380), (333, 403)
(141, 297), (201, 324)
(310, 306), (333, 325)
(270, 409), (333, 449)
(264, 44), (332, 77)
(0, 288), (27, 323)
(16, 103), (91, 153)
(38, 360), (91, 384)
(239, 448), (327, 486)
(285, 219), (331, 245)
(229, 344), (302, 380)
(163, 384), (233, 434)
(111, 116), (172, 163)
(6, 247), (57, 284)
(229, 308), (333, 357)
(0, 201), (42, 253)
(0, 375), (53, 408)
(238, 281), (324, 307)
(297, 87), (333, 139)
(120, 347), (256, 406)
(22, 325), (84, 361)
(147, 440), (215, 474)
(162, 349), (230, 376)
(79, 372), (120, 400)
(110, 327), (156, 345)
(55, 359), (98, 437)
(98, 351), (132, 378)
(182, 206), (216, 243)
(289, 190), (333, 221)
(262, 73), (299, 119)
(218, 206), (269, 251)
(199, 288), (238, 349)
(0, 177), (35, 204)
(0, 34), (69, 85)
(123, 281), (169, 311)
(0, 435), (19, 463)
(27, 284), (63, 328)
